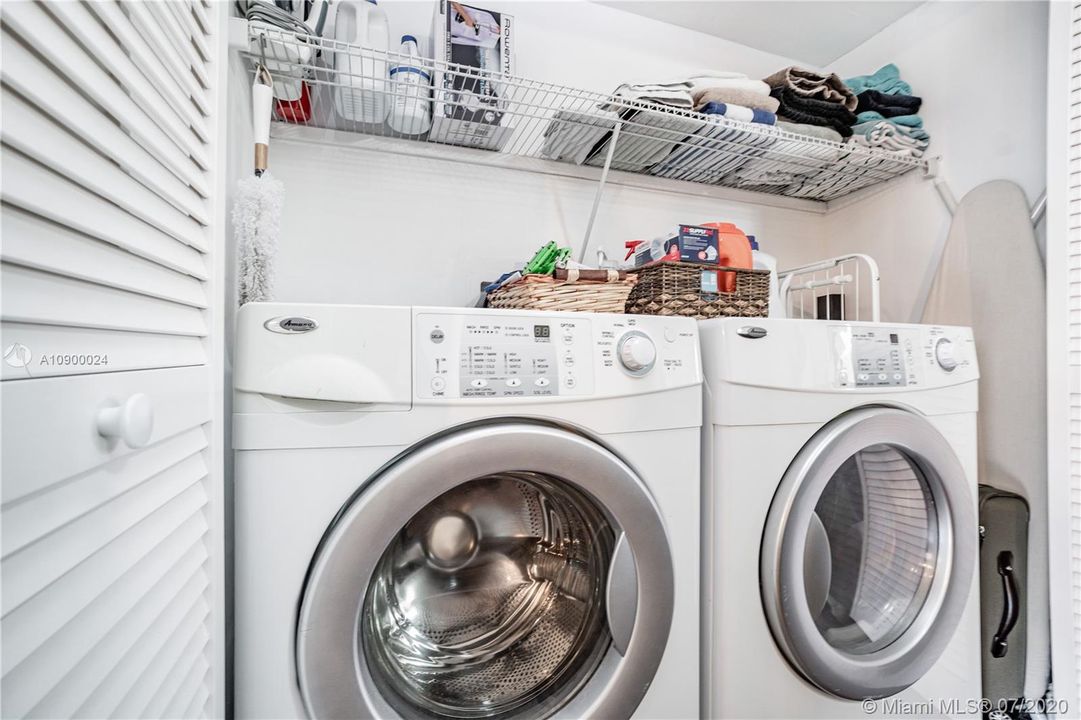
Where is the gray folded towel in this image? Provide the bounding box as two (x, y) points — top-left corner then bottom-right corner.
(775, 119), (844, 144)
(763, 67), (857, 111)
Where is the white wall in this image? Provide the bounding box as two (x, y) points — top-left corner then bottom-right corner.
(266, 0), (830, 308)
(822, 0), (1049, 322)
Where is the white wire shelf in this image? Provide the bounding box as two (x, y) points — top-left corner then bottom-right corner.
(242, 23), (925, 204)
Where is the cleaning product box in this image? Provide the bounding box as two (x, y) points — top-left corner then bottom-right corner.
(631, 225), (720, 267)
(429, 1), (515, 151)
(676, 224), (719, 264)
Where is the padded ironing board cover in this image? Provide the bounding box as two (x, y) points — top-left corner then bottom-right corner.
(921, 180), (1048, 699)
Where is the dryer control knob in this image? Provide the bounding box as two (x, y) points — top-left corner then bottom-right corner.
(935, 338), (958, 372)
(618, 333), (656, 374)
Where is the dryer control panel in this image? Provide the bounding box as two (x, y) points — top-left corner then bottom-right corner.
(414, 310), (700, 401)
(831, 324), (976, 389)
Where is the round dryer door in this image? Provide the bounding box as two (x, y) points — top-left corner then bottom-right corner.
(296, 423), (674, 719)
(761, 407), (976, 700)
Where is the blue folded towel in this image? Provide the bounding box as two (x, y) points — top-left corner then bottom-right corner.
(844, 64), (912, 96)
(855, 110), (923, 128)
(701, 101), (776, 125)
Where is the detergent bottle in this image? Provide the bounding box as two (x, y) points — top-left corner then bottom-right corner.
(333, 0), (390, 124)
(748, 236), (785, 318)
(702, 222), (753, 292)
(388, 35), (432, 136)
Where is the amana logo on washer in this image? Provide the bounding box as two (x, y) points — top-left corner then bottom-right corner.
(265, 316), (319, 334)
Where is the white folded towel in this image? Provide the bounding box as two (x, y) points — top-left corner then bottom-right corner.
(686, 73), (771, 97)
(606, 81), (694, 110)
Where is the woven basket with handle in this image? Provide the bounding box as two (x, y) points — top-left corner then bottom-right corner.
(486, 268), (637, 314)
(626, 262), (770, 319)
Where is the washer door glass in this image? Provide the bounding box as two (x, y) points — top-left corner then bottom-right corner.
(761, 408), (976, 701)
(296, 423), (675, 720)
(806, 444), (938, 655)
(363, 472), (613, 718)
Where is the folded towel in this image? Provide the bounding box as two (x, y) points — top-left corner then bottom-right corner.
(693, 87), (780, 113)
(723, 138), (841, 190)
(844, 64), (913, 96)
(855, 111), (923, 128)
(543, 108), (619, 164)
(651, 121), (776, 184)
(585, 109), (705, 172)
(775, 120), (844, 144)
(774, 88), (857, 137)
(852, 119), (930, 142)
(687, 73), (773, 97)
(788, 145), (914, 199)
(855, 89), (921, 117)
(763, 66), (857, 111)
(605, 81), (694, 110)
(848, 133), (926, 159)
(700, 101), (776, 125)
(867, 123), (930, 150)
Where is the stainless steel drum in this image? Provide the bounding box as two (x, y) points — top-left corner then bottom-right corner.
(362, 472), (614, 718)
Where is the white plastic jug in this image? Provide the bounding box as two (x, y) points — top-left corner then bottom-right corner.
(333, 0), (390, 124)
(749, 236), (785, 318)
(387, 35), (432, 136)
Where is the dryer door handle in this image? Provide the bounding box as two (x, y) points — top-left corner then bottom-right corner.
(606, 532), (638, 656)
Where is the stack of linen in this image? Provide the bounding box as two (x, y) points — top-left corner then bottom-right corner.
(542, 71), (784, 176)
(843, 64), (929, 158)
(649, 72), (780, 183)
(603, 72), (779, 125)
(687, 72), (779, 126)
(763, 67), (857, 139)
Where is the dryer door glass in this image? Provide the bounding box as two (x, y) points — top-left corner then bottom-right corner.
(761, 407), (976, 701)
(806, 444), (938, 654)
(362, 473), (613, 718)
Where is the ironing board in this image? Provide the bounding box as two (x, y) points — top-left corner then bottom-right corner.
(922, 179), (1048, 700)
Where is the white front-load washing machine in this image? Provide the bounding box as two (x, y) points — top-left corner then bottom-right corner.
(701, 318), (981, 718)
(233, 303), (702, 720)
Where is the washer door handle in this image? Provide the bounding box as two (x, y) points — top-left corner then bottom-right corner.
(606, 532), (638, 655)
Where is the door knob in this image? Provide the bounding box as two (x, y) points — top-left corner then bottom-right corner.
(97, 393), (154, 448)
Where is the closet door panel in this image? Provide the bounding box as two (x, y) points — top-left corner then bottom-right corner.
(0, 2), (225, 715)
(2, 207), (208, 309)
(1, 366), (212, 504)
(1, 150), (208, 279)
(0, 325), (206, 381)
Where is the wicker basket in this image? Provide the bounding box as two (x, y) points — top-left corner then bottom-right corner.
(626, 262), (770, 319)
(486, 268), (637, 313)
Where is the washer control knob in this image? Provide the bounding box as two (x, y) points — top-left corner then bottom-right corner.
(618, 332), (656, 374)
(935, 338), (958, 372)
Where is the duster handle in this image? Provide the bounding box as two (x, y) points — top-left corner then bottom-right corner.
(253, 66), (273, 175)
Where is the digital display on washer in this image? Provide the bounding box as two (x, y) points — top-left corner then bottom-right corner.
(851, 329), (907, 387)
(459, 321), (558, 397)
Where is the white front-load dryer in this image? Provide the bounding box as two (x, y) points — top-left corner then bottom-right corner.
(233, 304), (703, 720)
(701, 318), (982, 718)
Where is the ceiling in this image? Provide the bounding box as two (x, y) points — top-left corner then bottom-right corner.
(595, 2), (925, 67)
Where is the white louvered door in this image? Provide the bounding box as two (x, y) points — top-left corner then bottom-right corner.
(0, 1), (226, 718)
(1048, 0), (1081, 713)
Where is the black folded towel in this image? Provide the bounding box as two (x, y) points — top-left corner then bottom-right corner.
(771, 87), (856, 137)
(855, 89), (922, 117)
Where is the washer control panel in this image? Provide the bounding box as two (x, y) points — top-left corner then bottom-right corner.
(414, 311), (700, 400)
(831, 324), (975, 389)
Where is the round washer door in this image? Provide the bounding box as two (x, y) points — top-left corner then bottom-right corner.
(761, 407), (976, 700)
(297, 423), (675, 719)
